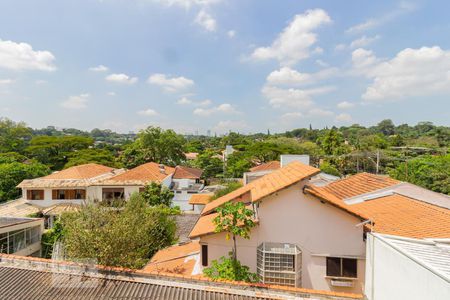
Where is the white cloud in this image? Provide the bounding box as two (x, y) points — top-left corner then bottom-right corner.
(148, 73), (194, 92)
(337, 101), (355, 109)
(316, 59), (329, 67)
(0, 79), (14, 85)
(213, 120), (248, 133)
(153, 0), (222, 9)
(89, 65), (109, 72)
(357, 46), (450, 101)
(193, 103), (238, 116)
(335, 43), (346, 51)
(195, 9), (217, 31)
(227, 30), (236, 38)
(266, 67), (337, 86)
(105, 73), (138, 84)
(177, 97), (192, 105)
(308, 108), (334, 117)
(346, 2), (416, 34)
(350, 35), (380, 49)
(335, 113), (353, 122)
(250, 9), (331, 66)
(61, 94), (89, 110)
(281, 112), (303, 120)
(261, 85), (334, 108)
(0, 39), (56, 71)
(107, 92), (116, 96)
(351, 48), (380, 75)
(137, 108), (159, 116)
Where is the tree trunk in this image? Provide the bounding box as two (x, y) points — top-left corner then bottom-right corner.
(232, 234), (237, 261)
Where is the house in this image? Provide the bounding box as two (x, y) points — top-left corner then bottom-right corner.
(171, 166), (204, 210)
(189, 161), (450, 294)
(188, 193), (213, 213)
(0, 217), (44, 256)
(17, 163), (123, 207)
(93, 162), (175, 202)
(0, 254), (363, 300)
(244, 161), (281, 184)
(365, 233), (450, 300)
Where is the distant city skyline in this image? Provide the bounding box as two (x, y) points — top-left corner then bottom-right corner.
(1, 0), (450, 134)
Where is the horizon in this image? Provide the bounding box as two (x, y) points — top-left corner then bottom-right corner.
(1, 0), (450, 134)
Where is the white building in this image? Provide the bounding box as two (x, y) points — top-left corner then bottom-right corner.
(0, 217), (44, 256)
(171, 166), (204, 211)
(189, 161), (450, 294)
(365, 233), (450, 300)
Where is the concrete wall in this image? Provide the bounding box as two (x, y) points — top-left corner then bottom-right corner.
(365, 234), (450, 300)
(200, 182), (366, 294)
(23, 188), (86, 207)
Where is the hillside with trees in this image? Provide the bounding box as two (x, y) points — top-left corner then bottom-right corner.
(0, 117), (449, 202)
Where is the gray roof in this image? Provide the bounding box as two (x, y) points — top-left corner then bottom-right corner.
(0, 217), (38, 228)
(376, 234), (450, 282)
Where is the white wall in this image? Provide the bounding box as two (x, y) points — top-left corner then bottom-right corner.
(365, 234), (450, 300)
(200, 182), (366, 294)
(0, 218), (44, 256)
(23, 188), (85, 207)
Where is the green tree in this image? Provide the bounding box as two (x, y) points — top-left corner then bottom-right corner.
(61, 193), (177, 269)
(0, 161), (50, 202)
(225, 152), (251, 178)
(140, 182), (174, 207)
(192, 150), (223, 179)
(320, 161), (341, 177)
(377, 119), (396, 136)
(212, 181), (243, 200)
(317, 129), (349, 156)
(121, 126), (186, 168)
(27, 136), (94, 169)
(64, 149), (118, 168)
(0, 118), (32, 153)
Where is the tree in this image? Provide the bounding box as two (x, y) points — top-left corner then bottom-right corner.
(0, 118), (32, 153)
(60, 193), (177, 269)
(225, 152), (251, 178)
(317, 129), (349, 156)
(0, 160), (50, 202)
(26, 136), (94, 169)
(140, 182), (174, 207)
(213, 202), (255, 262)
(212, 181), (243, 200)
(121, 126), (186, 168)
(192, 150), (223, 179)
(377, 119), (395, 136)
(64, 149), (118, 168)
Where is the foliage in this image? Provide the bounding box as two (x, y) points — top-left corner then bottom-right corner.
(204, 253), (258, 282)
(320, 161), (341, 177)
(64, 148), (119, 168)
(140, 182), (174, 207)
(389, 154), (450, 194)
(0, 118), (32, 153)
(26, 135), (94, 169)
(60, 193), (177, 269)
(317, 129), (350, 156)
(0, 161), (50, 202)
(192, 150), (223, 179)
(212, 181), (243, 200)
(121, 126), (186, 168)
(41, 220), (65, 258)
(213, 201), (255, 261)
(225, 152), (252, 178)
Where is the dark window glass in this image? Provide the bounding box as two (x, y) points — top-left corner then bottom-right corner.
(201, 245), (208, 266)
(343, 258), (357, 278)
(326, 257), (341, 276)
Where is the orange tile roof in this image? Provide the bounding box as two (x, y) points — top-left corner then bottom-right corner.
(305, 174), (450, 239)
(143, 241), (200, 276)
(201, 161), (320, 216)
(250, 161), (280, 172)
(184, 152), (199, 160)
(100, 162), (175, 185)
(43, 163), (114, 180)
(173, 166), (203, 179)
(188, 193), (213, 205)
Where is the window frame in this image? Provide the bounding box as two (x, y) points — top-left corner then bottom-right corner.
(326, 257), (357, 278)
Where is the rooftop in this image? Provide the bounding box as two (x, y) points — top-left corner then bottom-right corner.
(173, 165), (203, 179)
(0, 217), (41, 228)
(188, 193), (213, 205)
(249, 161), (281, 172)
(98, 162), (175, 186)
(42, 163), (115, 180)
(0, 254), (363, 300)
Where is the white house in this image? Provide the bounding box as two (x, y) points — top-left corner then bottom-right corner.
(189, 161), (450, 294)
(365, 233), (450, 300)
(171, 166), (204, 211)
(0, 217), (44, 256)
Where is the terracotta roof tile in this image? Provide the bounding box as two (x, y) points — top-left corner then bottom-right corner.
(250, 161), (281, 172)
(99, 162), (175, 185)
(305, 174), (450, 239)
(173, 166), (203, 179)
(188, 194), (213, 205)
(43, 163), (114, 180)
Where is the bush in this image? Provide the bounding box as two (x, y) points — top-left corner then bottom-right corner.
(41, 220), (65, 258)
(212, 181), (242, 200)
(140, 182), (174, 207)
(319, 161), (341, 177)
(204, 253), (258, 282)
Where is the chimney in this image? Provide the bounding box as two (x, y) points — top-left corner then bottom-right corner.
(280, 155), (310, 167)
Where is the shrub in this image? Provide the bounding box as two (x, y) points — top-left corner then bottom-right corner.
(204, 253), (258, 282)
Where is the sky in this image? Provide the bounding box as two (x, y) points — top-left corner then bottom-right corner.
(0, 0), (449, 134)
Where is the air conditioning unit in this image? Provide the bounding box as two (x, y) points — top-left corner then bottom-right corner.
(330, 279), (353, 287)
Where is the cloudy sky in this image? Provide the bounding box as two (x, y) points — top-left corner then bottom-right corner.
(0, 0), (449, 134)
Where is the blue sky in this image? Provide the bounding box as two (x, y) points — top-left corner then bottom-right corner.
(0, 0), (449, 134)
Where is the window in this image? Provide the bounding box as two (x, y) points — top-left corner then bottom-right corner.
(326, 257), (357, 278)
(201, 244), (208, 266)
(102, 188), (125, 201)
(57, 190), (66, 199)
(27, 190), (44, 200)
(0, 226), (41, 254)
(74, 189), (85, 199)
